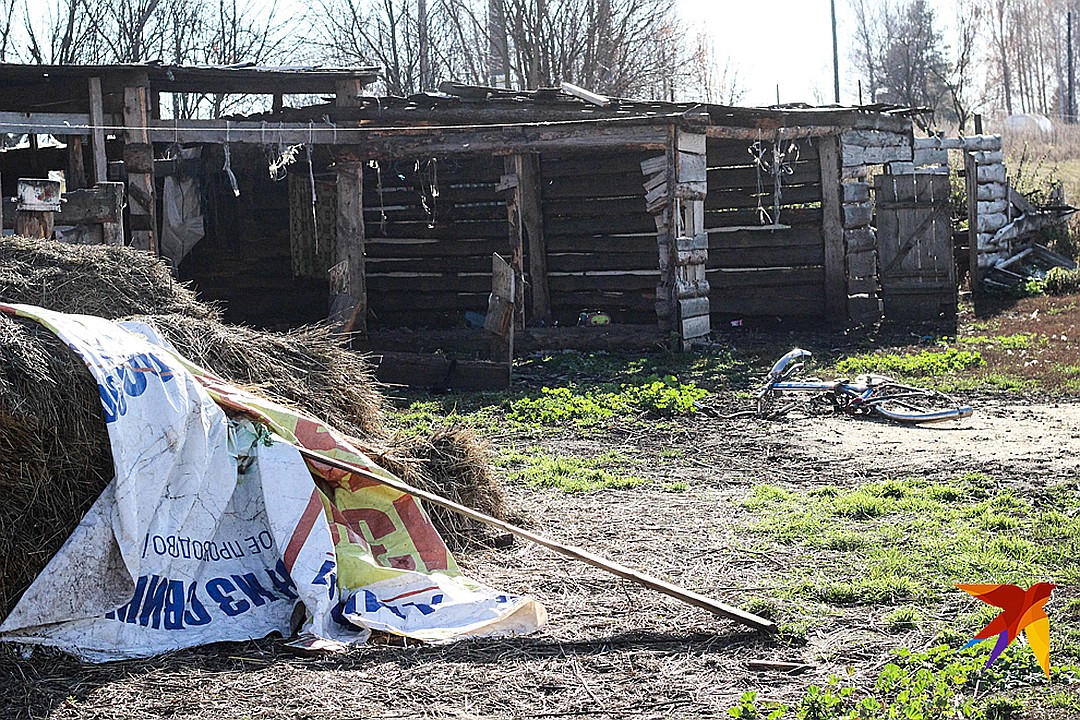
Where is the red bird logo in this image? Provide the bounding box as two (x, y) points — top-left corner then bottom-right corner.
(956, 582), (1056, 678)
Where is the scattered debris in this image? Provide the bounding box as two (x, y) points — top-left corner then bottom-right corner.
(984, 241), (1078, 295)
(747, 660), (816, 674)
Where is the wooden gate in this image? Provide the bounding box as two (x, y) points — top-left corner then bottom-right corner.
(874, 173), (956, 321)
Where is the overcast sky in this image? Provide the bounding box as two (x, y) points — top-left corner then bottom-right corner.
(681, 0), (957, 107)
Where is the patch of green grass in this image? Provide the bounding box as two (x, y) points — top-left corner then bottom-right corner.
(516, 349), (752, 391)
(498, 449), (645, 493)
(659, 480), (689, 492)
(835, 348), (985, 379)
(729, 643), (1080, 720)
(1045, 689), (1080, 710)
(507, 376), (709, 427)
(956, 333), (1040, 350)
(741, 474), (1080, 607)
(936, 372), (1040, 394)
(1045, 266), (1080, 295)
(882, 605), (922, 632)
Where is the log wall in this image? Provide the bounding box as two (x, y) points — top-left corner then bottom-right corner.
(362, 156), (507, 329)
(704, 137), (828, 321)
(180, 145), (328, 329)
(540, 151), (658, 325)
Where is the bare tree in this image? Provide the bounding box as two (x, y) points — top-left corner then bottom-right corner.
(934, 0), (985, 132)
(849, 0), (894, 103)
(307, 0), (422, 95)
(0, 0), (16, 60)
(683, 31), (745, 105)
(306, 0), (688, 100)
(22, 0), (106, 63)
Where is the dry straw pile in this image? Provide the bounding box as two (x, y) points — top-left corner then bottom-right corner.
(0, 238), (504, 619)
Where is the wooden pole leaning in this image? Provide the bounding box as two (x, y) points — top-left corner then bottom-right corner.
(292, 444), (778, 635)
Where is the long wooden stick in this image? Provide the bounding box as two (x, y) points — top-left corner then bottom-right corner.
(294, 445), (778, 635)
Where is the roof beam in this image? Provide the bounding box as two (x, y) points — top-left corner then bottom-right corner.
(145, 118), (671, 156)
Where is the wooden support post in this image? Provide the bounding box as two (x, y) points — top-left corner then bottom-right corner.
(331, 161), (367, 336)
(964, 151), (982, 312)
(66, 136), (87, 191)
(503, 156), (526, 329)
(88, 78), (108, 185)
(335, 79), (365, 108)
(517, 153), (550, 325)
(123, 83), (156, 252)
(15, 178), (60, 239)
(819, 135), (846, 322)
(670, 128), (709, 349)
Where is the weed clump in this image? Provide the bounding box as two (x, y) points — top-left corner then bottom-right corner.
(498, 449), (645, 494)
(507, 376), (708, 426)
(835, 348), (985, 379)
(1045, 266), (1080, 295)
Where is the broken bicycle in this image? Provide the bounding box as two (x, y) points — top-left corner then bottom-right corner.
(754, 348), (974, 425)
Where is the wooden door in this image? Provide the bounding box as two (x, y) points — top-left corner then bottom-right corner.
(874, 173), (956, 321)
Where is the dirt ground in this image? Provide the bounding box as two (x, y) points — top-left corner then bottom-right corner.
(3, 391), (1077, 720)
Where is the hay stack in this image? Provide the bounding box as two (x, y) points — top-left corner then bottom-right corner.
(133, 314), (385, 439)
(0, 238), (507, 618)
(0, 314), (113, 617)
(0, 237), (214, 320)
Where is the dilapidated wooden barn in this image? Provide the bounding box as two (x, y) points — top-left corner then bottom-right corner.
(3, 63), (968, 384)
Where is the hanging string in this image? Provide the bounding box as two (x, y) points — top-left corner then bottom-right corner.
(750, 131), (772, 225)
(771, 136), (799, 226)
(223, 121), (240, 197)
(418, 157), (439, 227)
(306, 130), (318, 255)
(371, 159), (386, 234)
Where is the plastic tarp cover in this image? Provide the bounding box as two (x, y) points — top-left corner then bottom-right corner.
(0, 304), (544, 661)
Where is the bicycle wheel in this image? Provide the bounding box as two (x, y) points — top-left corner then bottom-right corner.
(861, 383), (973, 424)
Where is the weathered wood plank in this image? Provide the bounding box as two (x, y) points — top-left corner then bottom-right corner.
(545, 233), (663, 254)
(707, 137), (820, 167)
(88, 79), (108, 185)
(516, 153), (550, 323)
(708, 225), (823, 250)
(708, 244), (824, 269)
(705, 206), (821, 228)
(368, 274), (493, 293)
(709, 292), (826, 318)
(123, 83), (155, 252)
(707, 162), (822, 189)
(548, 272), (659, 292)
(331, 161), (367, 333)
(543, 152), (651, 178)
(366, 237), (505, 257)
(704, 182), (822, 211)
(544, 196), (649, 218)
(541, 173), (648, 200)
(818, 135), (846, 319)
(545, 214), (658, 236)
(706, 266), (823, 289)
(146, 120), (672, 157)
(366, 220), (508, 240)
(547, 252), (659, 273)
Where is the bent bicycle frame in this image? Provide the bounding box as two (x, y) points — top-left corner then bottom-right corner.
(758, 348), (974, 424)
